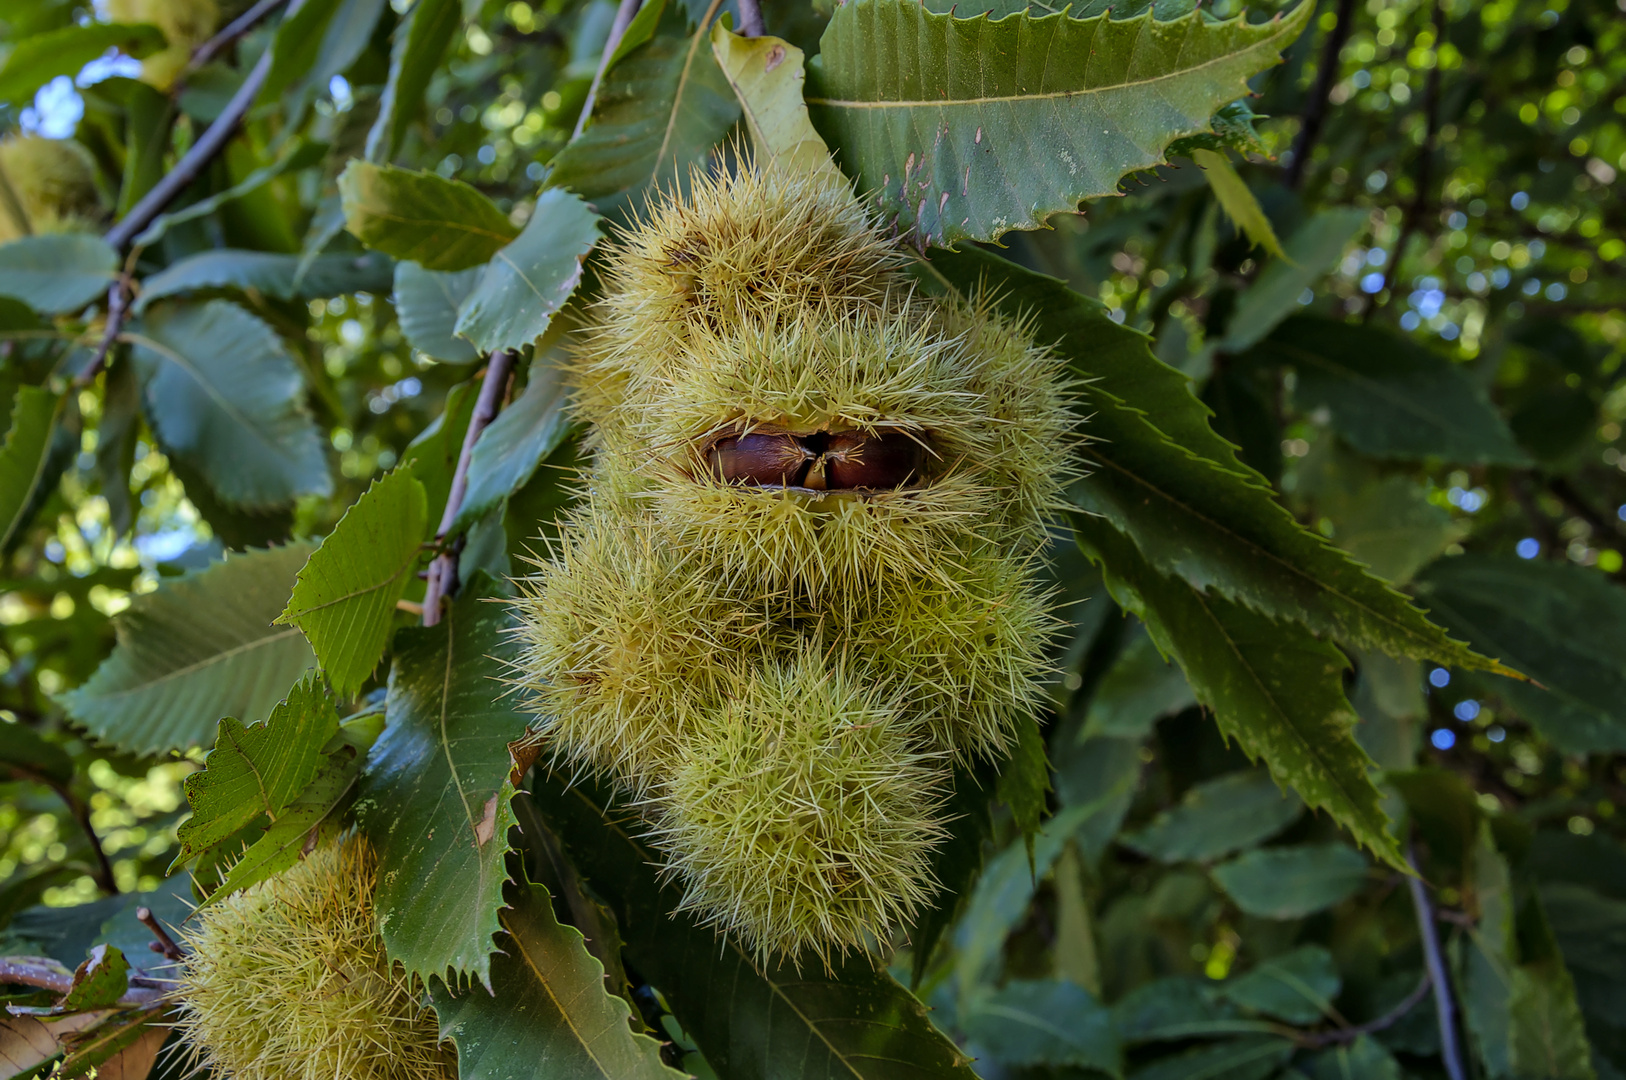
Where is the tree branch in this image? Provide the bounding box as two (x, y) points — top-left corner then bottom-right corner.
(135, 907), (184, 961)
(1286, 0), (1358, 191)
(1369, 0), (1447, 311)
(1407, 841), (1467, 1080)
(573, 0), (644, 140)
(736, 0), (766, 38)
(5, 763), (118, 897)
(1302, 972), (1432, 1047)
(185, 0), (289, 77)
(422, 350), (515, 626)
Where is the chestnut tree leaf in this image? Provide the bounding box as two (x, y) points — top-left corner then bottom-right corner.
(805, 0), (1312, 246)
(356, 581), (527, 990)
(0, 235), (118, 314)
(430, 882), (683, 1080)
(129, 300), (333, 510)
(710, 25), (847, 189)
(338, 161), (520, 272)
(59, 544), (319, 757)
(0, 386), (64, 552)
(278, 468), (428, 696)
(530, 770), (981, 1080)
(394, 262), (481, 364)
(172, 672), (339, 867)
(449, 358), (572, 534)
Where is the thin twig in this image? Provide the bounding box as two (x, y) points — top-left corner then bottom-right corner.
(75, 276), (129, 389)
(4, 763), (118, 896)
(185, 0), (290, 76)
(1301, 972), (1432, 1048)
(105, 44), (276, 251)
(0, 958), (75, 995)
(422, 351), (515, 626)
(135, 907), (184, 961)
(573, 0), (644, 139)
(1369, 0), (1447, 311)
(1407, 840), (1467, 1080)
(736, 0), (766, 38)
(1286, 0), (1357, 189)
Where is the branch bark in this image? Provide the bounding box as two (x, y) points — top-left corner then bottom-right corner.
(185, 0), (289, 77)
(1286, 0), (1357, 191)
(1407, 840), (1467, 1080)
(422, 351), (515, 626)
(573, 0), (644, 140)
(736, 0), (766, 38)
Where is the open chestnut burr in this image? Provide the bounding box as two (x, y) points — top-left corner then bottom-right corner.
(705, 429), (929, 491)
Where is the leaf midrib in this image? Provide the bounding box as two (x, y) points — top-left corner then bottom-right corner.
(122, 330), (295, 467)
(88, 627), (309, 701)
(805, 13), (1299, 109)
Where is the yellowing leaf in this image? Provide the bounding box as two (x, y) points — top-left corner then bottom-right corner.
(1193, 147), (1285, 260)
(710, 25), (847, 190)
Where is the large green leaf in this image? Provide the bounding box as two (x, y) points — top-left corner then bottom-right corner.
(453, 188), (599, 354)
(1210, 843), (1369, 919)
(394, 262), (482, 364)
(528, 771), (980, 1080)
(805, 0), (1311, 246)
(1077, 519), (1402, 867)
(0, 386), (62, 551)
(339, 162), (520, 272)
(449, 359), (571, 534)
(278, 468), (428, 697)
(0, 23), (165, 105)
(1413, 555), (1626, 755)
(1120, 770), (1303, 864)
(59, 544), (318, 756)
(548, 0), (740, 218)
(357, 583), (526, 990)
(129, 300), (332, 510)
(135, 248), (395, 310)
(1258, 316), (1531, 465)
(430, 882), (683, 1080)
(172, 672), (339, 865)
(929, 247), (1497, 676)
(1218, 945), (1339, 1025)
(0, 235), (117, 314)
(960, 979), (1120, 1073)
(366, 0), (461, 163)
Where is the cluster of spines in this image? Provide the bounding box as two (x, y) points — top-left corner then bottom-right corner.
(512, 164), (1073, 965)
(175, 835), (455, 1080)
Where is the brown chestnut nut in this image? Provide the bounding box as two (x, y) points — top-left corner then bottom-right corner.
(707, 432), (812, 486)
(824, 430), (927, 489)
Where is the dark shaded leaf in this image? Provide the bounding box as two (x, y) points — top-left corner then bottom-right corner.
(0, 386), (63, 551)
(0, 23), (165, 105)
(1121, 770), (1302, 865)
(366, 0), (461, 163)
(961, 979), (1120, 1073)
(1211, 843), (1369, 919)
(1219, 945), (1339, 1025)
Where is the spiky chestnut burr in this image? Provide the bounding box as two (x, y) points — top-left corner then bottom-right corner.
(175, 835), (456, 1080)
(0, 136), (103, 241)
(512, 164), (1074, 965)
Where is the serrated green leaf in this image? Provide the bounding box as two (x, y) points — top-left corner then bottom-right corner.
(710, 25), (847, 188)
(129, 300), (332, 510)
(0, 23), (166, 105)
(356, 582), (525, 990)
(529, 771), (980, 1080)
(0, 386), (62, 552)
(805, 0), (1311, 247)
(394, 262), (482, 364)
(1076, 520), (1402, 868)
(278, 469), (428, 696)
(59, 543), (318, 757)
(0, 235), (117, 314)
(1297, 1035), (1405, 1080)
(450, 359), (571, 534)
(996, 714), (1050, 846)
(1112, 977), (1273, 1044)
(1260, 316), (1531, 465)
(135, 248), (394, 311)
(202, 754), (360, 908)
(548, 1), (740, 219)
(1131, 1036), (1295, 1080)
(431, 882), (683, 1080)
(173, 672), (339, 866)
(930, 246), (1498, 677)
(1413, 555), (1626, 754)
(366, 0), (461, 164)
(1509, 960), (1597, 1080)
(1210, 843), (1369, 919)
(339, 161), (520, 272)
(961, 979), (1121, 1074)
(1121, 770), (1302, 865)
(1219, 945), (1339, 1025)
(453, 187), (599, 354)
(1193, 148), (1284, 260)
(1166, 99), (1269, 158)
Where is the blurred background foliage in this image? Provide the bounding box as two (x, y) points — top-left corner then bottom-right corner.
(0, 0), (1623, 1076)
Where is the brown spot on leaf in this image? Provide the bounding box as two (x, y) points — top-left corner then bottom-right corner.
(764, 44), (786, 72)
(474, 793), (500, 847)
